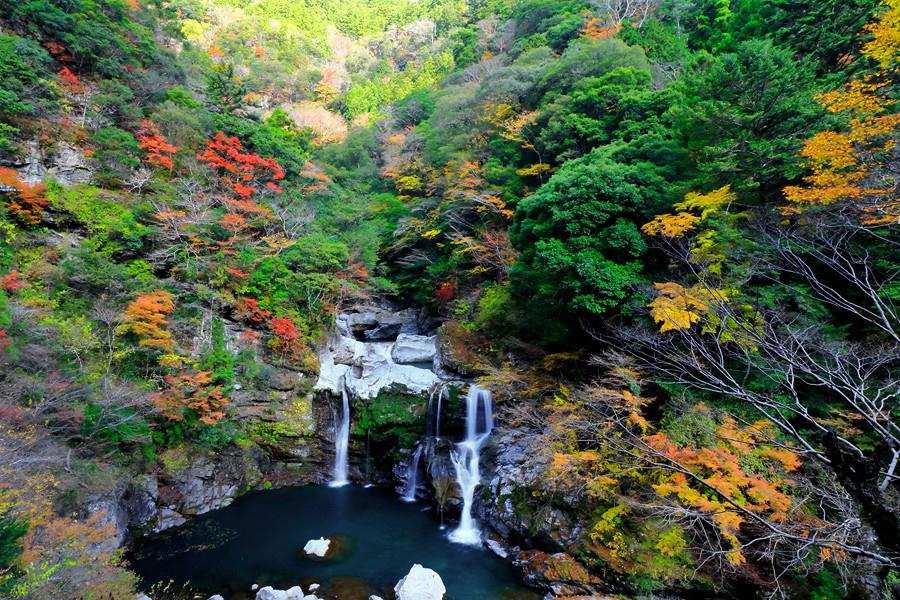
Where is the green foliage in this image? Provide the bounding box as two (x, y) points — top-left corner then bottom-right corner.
(0, 514), (27, 571)
(510, 147), (669, 339)
(91, 127), (142, 185)
(674, 39), (825, 195)
(200, 318), (234, 387)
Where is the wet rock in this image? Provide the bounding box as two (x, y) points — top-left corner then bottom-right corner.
(394, 564), (446, 600)
(208, 595), (225, 600)
(391, 334), (437, 364)
(256, 587), (291, 600)
(513, 550), (602, 597)
(315, 333), (441, 399)
(285, 586), (304, 599)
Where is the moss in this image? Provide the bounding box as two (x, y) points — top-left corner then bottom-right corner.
(159, 447), (191, 474)
(247, 396), (315, 446)
(354, 389), (423, 434)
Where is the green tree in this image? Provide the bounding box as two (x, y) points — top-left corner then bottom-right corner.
(510, 147), (669, 340)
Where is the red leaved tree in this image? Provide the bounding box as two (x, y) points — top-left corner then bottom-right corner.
(137, 119), (178, 171)
(0, 168), (49, 225)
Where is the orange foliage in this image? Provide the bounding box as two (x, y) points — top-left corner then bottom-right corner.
(1, 271), (26, 292)
(119, 290), (176, 351)
(783, 1), (900, 224)
(0, 168), (49, 225)
(234, 297), (272, 323)
(152, 369), (228, 425)
(137, 119), (178, 170)
(648, 415), (802, 565)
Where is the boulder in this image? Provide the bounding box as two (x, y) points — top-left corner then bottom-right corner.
(394, 564), (446, 600)
(315, 334), (441, 400)
(513, 550), (602, 597)
(285, 586), (304, 599)
(303, 537), (330, 557)
(208, 596), (225, 600)
(391, 334), (437, 364)
(135, 595), (152, 600)
(256, 587), (287, 600)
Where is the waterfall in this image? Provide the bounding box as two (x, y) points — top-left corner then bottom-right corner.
(426, 384), (445, 439)
(329, 382), (351, 487)
(435, 385), (444, 439)
(402, 444), (424, 502)
(448, 385), (493, 545)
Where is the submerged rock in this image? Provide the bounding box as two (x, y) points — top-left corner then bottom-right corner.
(394, 564), (446, 600)
(303, 537), (331, 557)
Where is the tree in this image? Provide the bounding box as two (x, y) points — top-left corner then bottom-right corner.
(675, 39), (824, 196)
(510, 146), (668, 339)
(152, 369), (228, 426)
(0, 168), (47, 225)
(118, 290), (176, 352)
(137, 119), (178, 171)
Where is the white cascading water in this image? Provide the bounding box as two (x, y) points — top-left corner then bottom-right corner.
(435, 384), (444, 439)
(329, 382), (351, 487)
(402, 444), (424, 502)
(448, 385), (493, 545)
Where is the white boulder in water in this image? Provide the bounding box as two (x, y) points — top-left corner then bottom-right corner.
(394, 564), (447, 600)
(303, 537), (331, 557)
(391, 334), (437, 364)
(256, 587), (287, 600)
(255, 587), (309, 600)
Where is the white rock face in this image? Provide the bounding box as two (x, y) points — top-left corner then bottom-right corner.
(391, 334), (437, 364)
(315, 333), (440, 399)
(394, 564), (447, 600)
(303, 537), (331, 557)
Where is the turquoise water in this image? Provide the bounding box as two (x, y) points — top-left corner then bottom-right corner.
(129, 484), (539, 600)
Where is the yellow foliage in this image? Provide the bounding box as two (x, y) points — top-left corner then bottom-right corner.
(673, 185), (735, 217)
(641, 212), (701, 237)
(515, 163), (552, 177)
(643, 186), (733, 238)
(862, 0), (900, 70)
(648, 282), (726, 333)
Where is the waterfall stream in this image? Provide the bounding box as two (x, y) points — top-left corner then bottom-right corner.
(329, 382), (351, 487)
(449, 385), (493, 545)
(401, 444), (424, 501)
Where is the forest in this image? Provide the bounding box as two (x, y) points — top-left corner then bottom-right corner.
(0, 0), (897, 598)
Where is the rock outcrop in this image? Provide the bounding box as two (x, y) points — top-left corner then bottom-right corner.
(393, 564), (446, 600)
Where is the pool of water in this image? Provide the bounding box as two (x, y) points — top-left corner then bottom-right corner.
(129, 485), (539, 600)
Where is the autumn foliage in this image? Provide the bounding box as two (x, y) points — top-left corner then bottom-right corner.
(197, 131), (285, 201)
(118, 290), (176, 351)
(152, 369), (228, 425)
(0, 168), (49, 225)
(137, 119), (178, 170)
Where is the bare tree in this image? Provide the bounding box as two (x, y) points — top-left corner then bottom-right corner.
(606, 208), (900, 561)
(593, 0), (661, 28)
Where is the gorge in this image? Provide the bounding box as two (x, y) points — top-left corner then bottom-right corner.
(0, 1), (897, 599)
